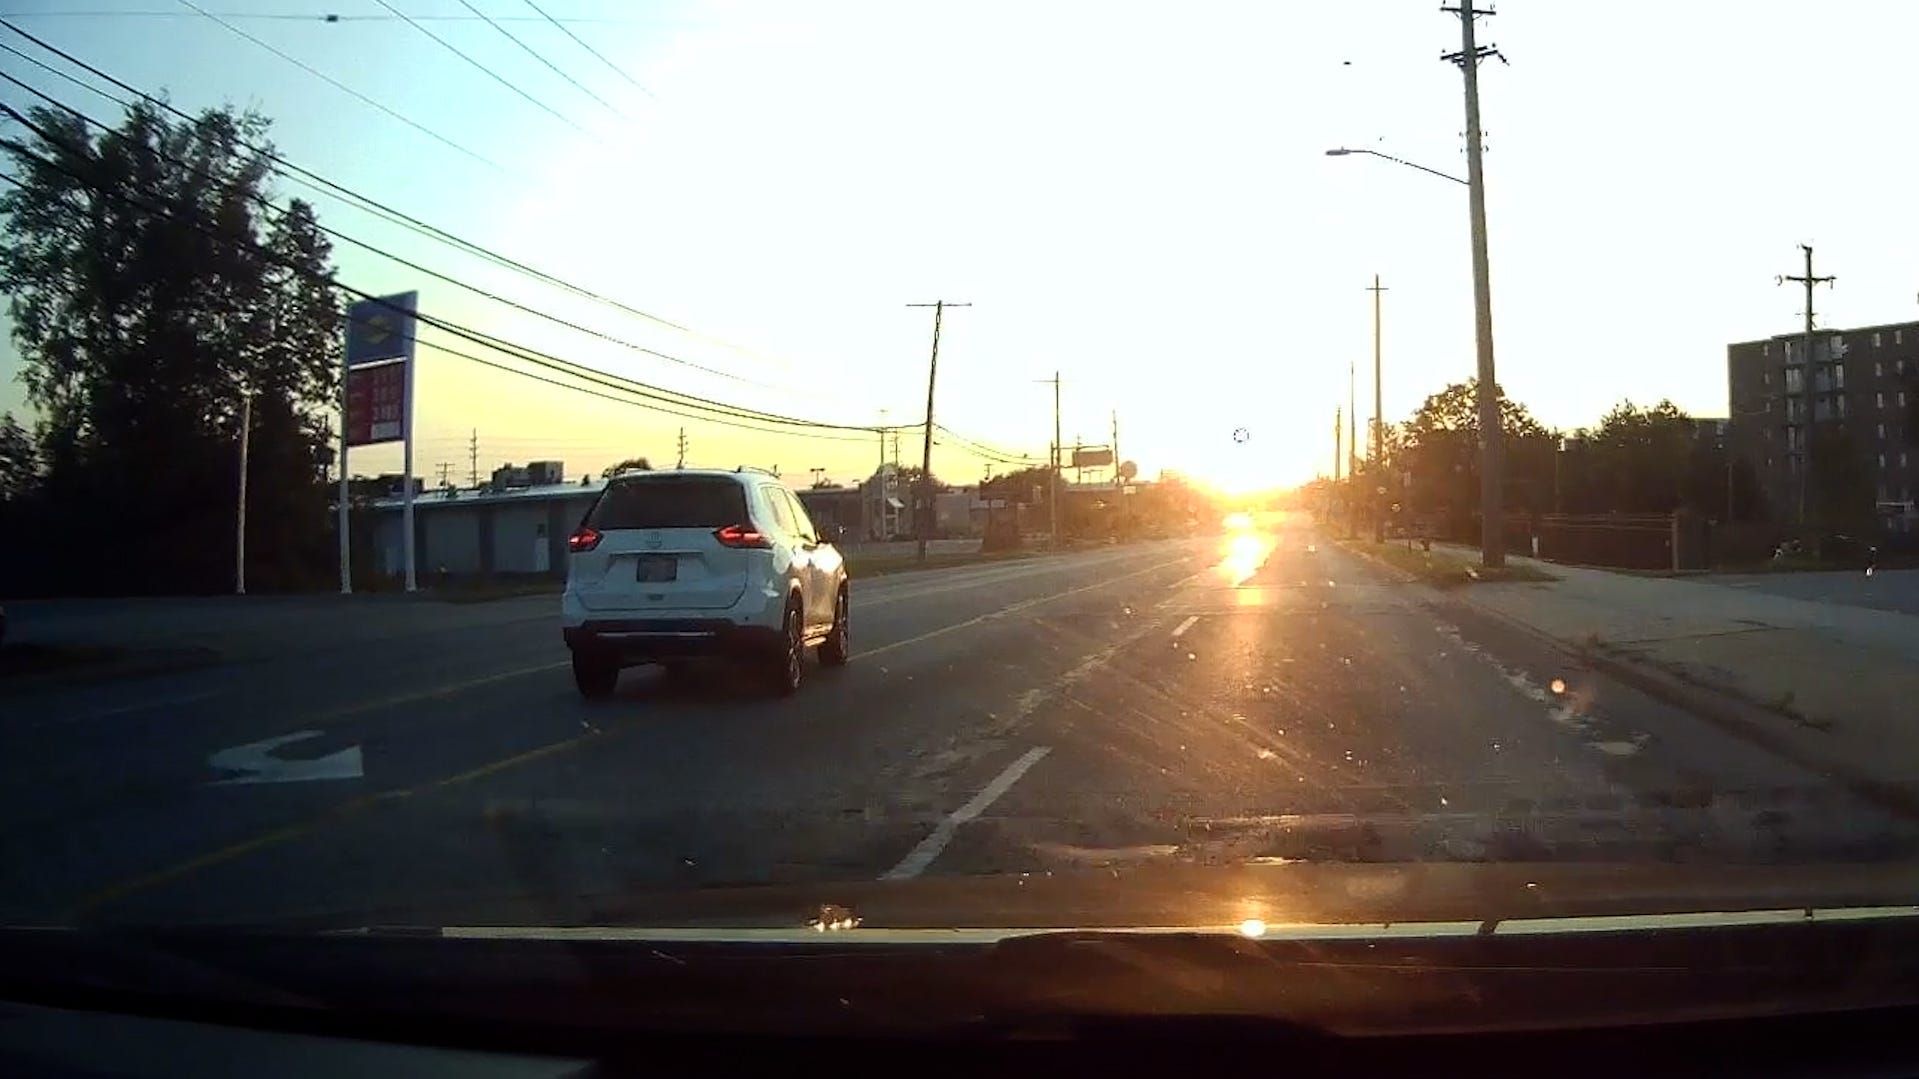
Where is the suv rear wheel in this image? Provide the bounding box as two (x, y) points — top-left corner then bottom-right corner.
(819, 587), (850, 667)
(572, 651), (619, 699)
(768, 600), (804, 696)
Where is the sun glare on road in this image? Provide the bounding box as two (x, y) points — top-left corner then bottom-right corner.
(1217, 521), (1275, 586)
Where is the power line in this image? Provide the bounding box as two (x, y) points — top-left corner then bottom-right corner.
(174, 0), (518, 179)
(0, 113), (887, 443)
(0, 10), (650, 23)
(0, 20), (824, 386)
(453, 0), (626, 121)
(0, 65), (798, 399)
(521, 0), (655, 101)
(369, 0), (587, 136)
(0, 41), (1016, 457)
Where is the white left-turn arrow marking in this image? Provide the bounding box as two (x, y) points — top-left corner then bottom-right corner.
(207, 730), (364, 786)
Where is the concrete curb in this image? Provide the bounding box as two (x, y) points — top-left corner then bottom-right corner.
(1440, 586), (1919, 821)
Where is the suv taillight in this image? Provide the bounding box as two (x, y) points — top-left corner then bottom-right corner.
(714, 523), (771, 549)
(568, 526), (602, 553)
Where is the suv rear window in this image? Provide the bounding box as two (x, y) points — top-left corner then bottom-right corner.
(586, 477), (748, 530)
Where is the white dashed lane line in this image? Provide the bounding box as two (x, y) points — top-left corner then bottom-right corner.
(1171, 615), (1200, 638)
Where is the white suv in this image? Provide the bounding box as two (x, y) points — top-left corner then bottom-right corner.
(561, 468), (849, 698)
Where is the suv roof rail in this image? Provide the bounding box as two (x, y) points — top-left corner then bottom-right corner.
(735, 465), (779, 477)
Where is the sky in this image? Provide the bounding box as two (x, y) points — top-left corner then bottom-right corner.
(2, 0), (1918, 492)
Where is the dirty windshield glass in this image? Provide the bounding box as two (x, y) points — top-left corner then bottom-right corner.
(1, 0), (1918, 1008)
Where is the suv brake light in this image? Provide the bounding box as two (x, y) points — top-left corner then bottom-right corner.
(714, 524), (771, 549)
(567, 526), (602, 553)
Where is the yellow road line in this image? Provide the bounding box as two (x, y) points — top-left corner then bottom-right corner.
(66, 736), (593, 921)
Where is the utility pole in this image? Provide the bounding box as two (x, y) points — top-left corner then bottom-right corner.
(1348, 361), (1358, 538)
(1444, 0), (1508, 567)
(235, 389), (251, 596)
(1334, 406), (1343, 485)
(1778, 244), (1834, 526)
(435, 462), (453, 489)
(467, 428), (479, 488)
(907, 300), (970, 564)
(1369, 274), (1388, 542)
(1038, 371), (1063, 549)
(675, 426), (688, 469)
(1111, 410), (1121, 490)
(1331, 407), (1343, 523)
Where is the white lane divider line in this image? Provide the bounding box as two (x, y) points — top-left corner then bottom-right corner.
(882, 745), (1052, 881)
(1171, 615), (1200, 639)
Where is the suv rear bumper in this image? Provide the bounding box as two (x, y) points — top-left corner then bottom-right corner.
(564, 619), (782, 663)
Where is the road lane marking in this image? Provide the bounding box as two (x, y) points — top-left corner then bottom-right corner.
(857, 553), (1194, 660)
(206, 731), (364, 786)
(30, 688), (227, 730)
(66, 731), (598, 920)
(1171, 615), (1200, 638)
(301, 660), (570, 725)
(882, 745), (1051, 881)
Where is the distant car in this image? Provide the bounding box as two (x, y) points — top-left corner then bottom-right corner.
(560, 469), (850, 699)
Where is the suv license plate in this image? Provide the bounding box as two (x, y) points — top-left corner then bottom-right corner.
(635, 554), (677, 583)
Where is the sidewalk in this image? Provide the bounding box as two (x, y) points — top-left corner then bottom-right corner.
(1429, 542), (1919, 803)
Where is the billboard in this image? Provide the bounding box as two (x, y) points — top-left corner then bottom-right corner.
(345, 291), (418, 368)
(345, 360), (406, 446)
(1071, 446), (1114, 468)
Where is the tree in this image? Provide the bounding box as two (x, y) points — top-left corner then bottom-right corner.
(1398, 379), (1555, 526)
(601, 456), (654, 477)
(0, 100), (341, 594)
(0, 412), (37, 502)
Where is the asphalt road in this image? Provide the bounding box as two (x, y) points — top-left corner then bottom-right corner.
(3, 522), (1916, 929)
(1713, 566), (1919, 616)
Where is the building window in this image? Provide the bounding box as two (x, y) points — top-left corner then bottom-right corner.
(1879, 423), (1888, 440)
(1839, 395), (1849, 417)
(1874, 332), (1883, 347)
(1786, 368), (1804, 393)
(1902, 391), (1911, 407)
(1764, 370), (1772, 386)
(1899, 329), (1906, 346)
(1880, 454), (1888, 469)
(1878, 362), (1886, 377)
(1765, 427), (1774, 442)
(1764, 342), (1772, 357)
(1879, 392), (1887, 408)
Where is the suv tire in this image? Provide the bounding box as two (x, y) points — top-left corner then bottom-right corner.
(572, 651), (619, 700)
(769, 600), (804, 697)
(819, 587), (850, 667)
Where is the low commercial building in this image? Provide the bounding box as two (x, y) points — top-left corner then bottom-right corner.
(366, 473), (604, 580)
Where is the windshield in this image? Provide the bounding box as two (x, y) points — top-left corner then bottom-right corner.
(587, 476), (747, 530)
(3, 0), (1919, 1024)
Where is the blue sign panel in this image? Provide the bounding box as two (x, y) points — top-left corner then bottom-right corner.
(345, 291), (418, 369)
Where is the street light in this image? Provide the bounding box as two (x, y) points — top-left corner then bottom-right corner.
(1326, 138), (1503, 567)
(1324, 147), (1468, 186)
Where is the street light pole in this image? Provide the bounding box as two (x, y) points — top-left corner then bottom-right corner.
(1444, 1), (1507, 567)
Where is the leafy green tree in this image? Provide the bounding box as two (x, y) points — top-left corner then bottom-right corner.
(1399, 379), (1555, 522)
(0, 412), (37, 502)
(0, 100), (341, 593)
